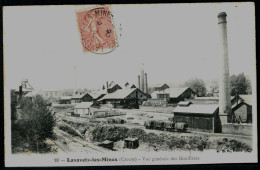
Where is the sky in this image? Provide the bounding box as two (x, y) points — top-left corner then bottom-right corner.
(3, 3), (256, 91)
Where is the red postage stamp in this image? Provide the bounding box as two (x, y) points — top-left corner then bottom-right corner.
(76, 6), (118, 54)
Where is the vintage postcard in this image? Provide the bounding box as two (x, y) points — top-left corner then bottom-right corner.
(3, 3), (257, 167)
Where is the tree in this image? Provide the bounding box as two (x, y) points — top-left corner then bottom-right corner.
(209, 79), (219, 93)
(230, 73), (251, 96)
(17, 95), (56, 152)
(184, 78), (207, 97)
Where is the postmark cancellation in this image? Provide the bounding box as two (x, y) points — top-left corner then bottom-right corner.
(76, 6), (118, 54)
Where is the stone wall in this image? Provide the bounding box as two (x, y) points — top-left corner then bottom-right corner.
(222, 123), (252, 136)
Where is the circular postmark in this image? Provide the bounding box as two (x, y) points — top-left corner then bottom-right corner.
(77, 6), (118, 54)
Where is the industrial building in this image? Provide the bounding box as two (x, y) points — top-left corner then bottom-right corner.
(172, 12), (246, 133)
(153, 84), (170, 91)
(232, 95), (252, 123)
(151, 87), (197, 103)
(173, 102), (222, 133)
(107, 82), (122, 93)
(59, 96), (72, 104)
(71, 92), (93, 103)
(97, 88), (147, 107)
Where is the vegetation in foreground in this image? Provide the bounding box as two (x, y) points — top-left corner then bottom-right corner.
(90, 125), (251, 152)
(11, 93), (56, 153)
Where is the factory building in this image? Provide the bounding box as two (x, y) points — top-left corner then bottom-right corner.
(172, 12), (251, 133)
(71, 92), (93, 103)
(173, 102), (222, 133)
(153, 84), (170, 91)
(151, 87), (197, 103)
(97, 88), (147, 108)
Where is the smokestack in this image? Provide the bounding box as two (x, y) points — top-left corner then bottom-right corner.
(73, 65), (77, 95)
(140, 63), (145, 92)
(138, 75), (140, 89)
(218, 12), (232, 123)
(145, 73), (148, 93)
(19, 85), (23, 100)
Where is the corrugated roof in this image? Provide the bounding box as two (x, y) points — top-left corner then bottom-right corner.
(98, 88), (137, 101)
(74, 102), (93, 109)
(174, 104), (218, 114)
(239, 95), (252, 106)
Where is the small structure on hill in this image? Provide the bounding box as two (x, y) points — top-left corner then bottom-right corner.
(124, 138), (139, 149)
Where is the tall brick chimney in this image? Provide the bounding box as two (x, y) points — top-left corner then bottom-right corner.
(140, 63), (145, 92)
(19, 85), (23, 100)
(144, 73), (148, 93)
(218, 12), (233, 123)
(138, 75), (140, 89)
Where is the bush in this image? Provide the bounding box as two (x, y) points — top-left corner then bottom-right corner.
(91, 125), (129, 142)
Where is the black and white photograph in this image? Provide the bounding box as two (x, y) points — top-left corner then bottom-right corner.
(3, 2), (257, 166)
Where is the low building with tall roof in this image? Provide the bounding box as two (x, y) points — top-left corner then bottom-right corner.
(98, 88), (147, 108)
(173, 102), (222, 133)
(151, 87), (197, 103)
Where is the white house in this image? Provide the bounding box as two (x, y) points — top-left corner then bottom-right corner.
(74, 102), (94, 118)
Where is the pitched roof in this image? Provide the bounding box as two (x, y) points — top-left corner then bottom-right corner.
(174, 104), (219, 114)
(90, 93), (105, 100)
(98, 88), (138, 101)
(154, 83), (169, 88)
(74, 102), (93, 109)
(125, 84), (137, 89)
(108, 83), (121, 89)
(71, 93), (91, 99)
(239, 95), (252, 106)
(152, 87), (191, 98)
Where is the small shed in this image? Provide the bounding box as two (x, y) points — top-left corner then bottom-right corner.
(173, 103), (222, 133)
(98, 140), (114, 149)
(124, 138), (139, 149)
(232, 95), (252, 123)
(74, 102), (94, 117)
